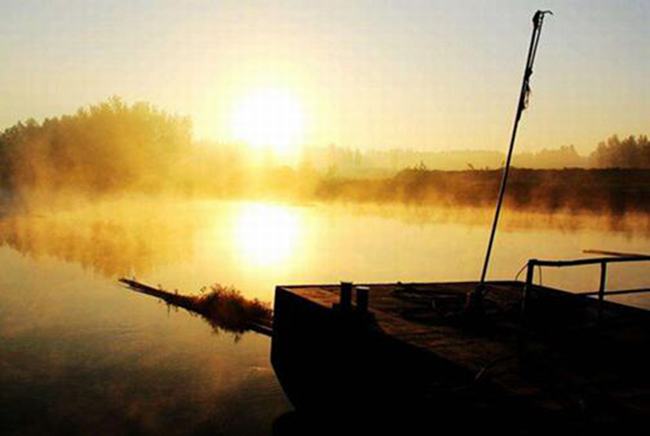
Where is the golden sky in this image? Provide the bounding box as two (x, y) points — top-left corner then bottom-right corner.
(1, 0), (648, 153)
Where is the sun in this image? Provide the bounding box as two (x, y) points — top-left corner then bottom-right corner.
(230, 88), (305, 156)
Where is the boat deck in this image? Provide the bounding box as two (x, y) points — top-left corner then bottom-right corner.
(272, 281), (649, 429)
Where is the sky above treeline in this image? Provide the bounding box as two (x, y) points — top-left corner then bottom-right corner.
(1, 0), (648, 154)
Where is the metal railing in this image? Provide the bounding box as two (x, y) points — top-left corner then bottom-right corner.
(521, 255), (650, 320)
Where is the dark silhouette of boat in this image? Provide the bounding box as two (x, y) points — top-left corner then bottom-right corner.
(271, 269), (649, 434)
(270, 11), (649, 434)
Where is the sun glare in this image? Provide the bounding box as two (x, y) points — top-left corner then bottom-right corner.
(233, 203), (300, 268)
(230, 88), (305, 157)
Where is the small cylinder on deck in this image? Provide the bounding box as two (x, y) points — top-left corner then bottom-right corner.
(340, 281), (353, 310)
(355, 286), (370, 313)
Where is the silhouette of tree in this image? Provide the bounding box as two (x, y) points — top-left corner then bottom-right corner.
(0, 97), (192, 194)
(589, 135), (650, 168)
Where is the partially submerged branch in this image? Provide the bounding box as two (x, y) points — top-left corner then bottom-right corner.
(119, 278), (273, 337)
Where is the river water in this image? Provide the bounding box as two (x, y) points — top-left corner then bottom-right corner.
(1, 198), (648, 434)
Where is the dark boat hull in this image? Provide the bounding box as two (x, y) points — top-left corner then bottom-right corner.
(270, 282), (649, 434)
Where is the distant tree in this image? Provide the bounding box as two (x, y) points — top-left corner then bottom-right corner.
(589, 135), (650, 168)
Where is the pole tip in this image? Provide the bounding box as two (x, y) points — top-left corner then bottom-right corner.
(533, 10), (553, 25)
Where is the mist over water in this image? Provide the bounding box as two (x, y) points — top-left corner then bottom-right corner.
(0, 0), (647, 429)
(1, 196), (649, 434)
(1, 94), (649, 435)
(2, 197), (649, 293)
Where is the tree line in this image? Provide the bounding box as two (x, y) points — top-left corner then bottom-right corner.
(589, 135), (650, 169)
(0, 98), (647, 206)
(0, 97), (191, 194)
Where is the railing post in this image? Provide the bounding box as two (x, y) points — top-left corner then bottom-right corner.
(598, 262), (607, 321)
(521, 259), (536, 322)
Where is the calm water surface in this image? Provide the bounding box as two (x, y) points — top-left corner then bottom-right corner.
(1, 198), (649, 435)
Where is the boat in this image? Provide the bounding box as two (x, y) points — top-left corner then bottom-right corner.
(270, 260), (649, 433)
(270, 11), (649, 434)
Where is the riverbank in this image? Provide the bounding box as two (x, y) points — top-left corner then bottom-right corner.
(314, 168), (650, 214)
(4, 168), (650, 216)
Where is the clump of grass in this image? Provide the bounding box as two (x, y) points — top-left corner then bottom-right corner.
(192, 284), (273, 333)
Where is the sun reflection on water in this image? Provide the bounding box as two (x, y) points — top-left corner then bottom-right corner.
(233, 203), (301, 268)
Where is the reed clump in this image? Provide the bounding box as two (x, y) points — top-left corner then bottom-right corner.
(193, 284), (273, 332)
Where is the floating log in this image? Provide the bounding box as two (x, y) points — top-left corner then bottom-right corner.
(119, 278), (273, 336)
(583, 248), (650, 258)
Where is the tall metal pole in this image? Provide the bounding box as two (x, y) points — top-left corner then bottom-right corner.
(470, 11), (552, 308)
